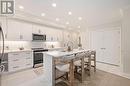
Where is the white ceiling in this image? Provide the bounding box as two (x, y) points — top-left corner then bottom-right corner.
(15, 0), (130, 30)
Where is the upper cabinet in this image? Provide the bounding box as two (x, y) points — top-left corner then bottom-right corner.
(2, 18), (77, 42)
(7, 19), (21, 41)
(45, 27), (63, 42)
(63, 31), (71, 42)
(7, 19), (32, 41)
(32, 25), (43, 34)
(20, 22), (33, 41)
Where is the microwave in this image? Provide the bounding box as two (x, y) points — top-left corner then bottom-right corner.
(32, 34), (46, 41)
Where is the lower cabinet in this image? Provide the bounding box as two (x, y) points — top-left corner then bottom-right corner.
(8, 51), (33, 72)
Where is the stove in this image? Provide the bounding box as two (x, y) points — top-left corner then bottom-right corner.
(32, 48), (48, 68)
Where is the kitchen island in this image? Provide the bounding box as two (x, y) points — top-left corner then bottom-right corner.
(43, 49), (88, 86)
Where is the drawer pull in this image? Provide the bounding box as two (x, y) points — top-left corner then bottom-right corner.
(26, 53), (31, 54)
(13, 54), (19, 55)
(13, 59), (19, 61)
(26, 58), (31, 59)
(26, 64), (31, 65)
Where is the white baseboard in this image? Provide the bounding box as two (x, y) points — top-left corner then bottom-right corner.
(96, 62), (130, 79)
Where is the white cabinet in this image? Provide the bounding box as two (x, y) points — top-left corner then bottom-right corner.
(20, 22), (33, 41)
(7, 19), (21, 41)
(63, 31), (71, 42)
(32, 25), (43, 34)
(8, 51), (33, 72)
(45, 28), (62, 42)
(21, 52), (33, 69)
(90, 29), (120, 66)
(7, 19), (33, 41)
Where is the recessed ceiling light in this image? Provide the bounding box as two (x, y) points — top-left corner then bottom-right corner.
(56, 18), (60, 21)
(19, 5), (24, 9)
(52, 3), (56, 7)
(68, 11), (72, 15)
(66, 22), (69, 25)
(78, 26), (81, 28)
(41, 13), (46, 16)
(78, 17), (82, 20)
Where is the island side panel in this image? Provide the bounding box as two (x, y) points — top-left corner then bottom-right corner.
(44, 53), (55, 86)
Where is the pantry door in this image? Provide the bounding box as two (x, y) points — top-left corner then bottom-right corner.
(91, 29), (120, 66)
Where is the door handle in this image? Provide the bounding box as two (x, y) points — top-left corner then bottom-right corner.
(101, 48), (104, 49)
(101, 48), (106, 50)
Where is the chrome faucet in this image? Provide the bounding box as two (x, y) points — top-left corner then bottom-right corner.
(66, 41), (73, 51)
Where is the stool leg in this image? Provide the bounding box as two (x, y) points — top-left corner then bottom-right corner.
(81, 58), (84, 82)
(94, 53), (96, 72)
(88, 56), (91, 76)
(69, 60), (74, 86)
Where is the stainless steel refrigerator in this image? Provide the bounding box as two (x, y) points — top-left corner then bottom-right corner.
(0, 25), (5, 86)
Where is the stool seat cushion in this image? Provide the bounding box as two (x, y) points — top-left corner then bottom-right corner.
(56, 64), (70, 72)
(74, 60), (81, 66)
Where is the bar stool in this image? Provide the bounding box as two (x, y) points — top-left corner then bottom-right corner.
(74, 52), (86, 82)
(90, 51), (96, 72)
(55, 55), (75, 86)
(84, 50), (96, 73)
(84, 51), (91, 75)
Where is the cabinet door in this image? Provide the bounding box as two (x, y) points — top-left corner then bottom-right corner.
(20, 22), (33, 41)
(91, 31), (104, 62)
(7, 19), (21, 41)
(32, 25), (42, 34)
(103, 30), (120, 65)
(8, 52), (21, 72)
(57, 30), (63, 42)
(46, 28), (54, 41)
(20, 51), (33, 69)
(63, 31), (70, 42)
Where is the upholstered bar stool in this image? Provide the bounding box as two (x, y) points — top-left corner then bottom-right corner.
(74, 52), (86, 82)
(84, 51), (91, 75)
(90, 51), (96, 72)
(55, 54), (75, 86)
(84, 50), (96, 74)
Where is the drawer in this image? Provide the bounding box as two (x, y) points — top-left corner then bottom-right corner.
(8, 53), (20, 61)
(9, 65), (20, 72)
(21, 52), (33, 59)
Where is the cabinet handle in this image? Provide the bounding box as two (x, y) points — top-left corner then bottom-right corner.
(13, 66), (19, 68)
(5, 34), (7, 39)
(20, 35), (23, 39)
(101, 48), (106, 50)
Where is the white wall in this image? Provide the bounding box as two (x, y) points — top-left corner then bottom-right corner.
(122, 6), (130, 74)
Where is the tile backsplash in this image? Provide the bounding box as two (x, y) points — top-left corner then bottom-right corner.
(2, 41), (31, 50)
(0, 41), (62, 50)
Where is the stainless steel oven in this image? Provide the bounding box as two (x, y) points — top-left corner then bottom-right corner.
(32, 48), (48, 68)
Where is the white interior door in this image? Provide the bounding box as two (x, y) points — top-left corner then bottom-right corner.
(103, 30), (120, 65)
(90, 29), (120, 66)
(91, 31), (104, 62)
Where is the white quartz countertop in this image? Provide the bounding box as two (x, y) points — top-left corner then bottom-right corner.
(44, 49), (87, 57)
(47, 47), (64, 50)
(3, 49), (33, 53)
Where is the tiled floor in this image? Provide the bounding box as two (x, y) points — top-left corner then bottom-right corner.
(57, 70), (130, 86)
(1, 68), (130, 86)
